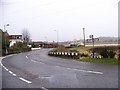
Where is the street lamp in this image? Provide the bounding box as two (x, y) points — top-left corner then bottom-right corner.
(4, 24), (10, 54)
(54, 30), (59, 47)
(83, 28), (85, 47)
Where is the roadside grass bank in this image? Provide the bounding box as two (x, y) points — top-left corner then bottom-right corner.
(49, 55), (119, 65)
(48, 46), (119, 65)
(77, 57), (118, 65)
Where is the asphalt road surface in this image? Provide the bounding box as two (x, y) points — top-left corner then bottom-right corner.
(1, 49), (118, 89)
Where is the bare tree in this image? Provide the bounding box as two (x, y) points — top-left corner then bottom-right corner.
(22, 28), (31, 45)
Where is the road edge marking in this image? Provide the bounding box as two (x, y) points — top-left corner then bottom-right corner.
(19, 77), (32, 84)
(0, 55), (33, 84)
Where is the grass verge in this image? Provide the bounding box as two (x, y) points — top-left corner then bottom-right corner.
(77, 57), (119, 65)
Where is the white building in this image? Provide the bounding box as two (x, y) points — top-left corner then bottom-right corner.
(9, 35), (23, 47)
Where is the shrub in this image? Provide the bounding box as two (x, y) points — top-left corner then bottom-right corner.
(80, 53), (88, 57)
(89, 46), (118, 59)
(108, 51), (116, 58)
(100, 49), (109, 58)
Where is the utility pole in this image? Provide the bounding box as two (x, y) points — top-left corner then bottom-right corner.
(83, 28), (85, 47)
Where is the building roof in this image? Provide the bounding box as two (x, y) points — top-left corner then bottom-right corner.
(9, 35), (22, 39)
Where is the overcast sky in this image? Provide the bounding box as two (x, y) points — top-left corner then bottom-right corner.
(0, 0), (119, 42)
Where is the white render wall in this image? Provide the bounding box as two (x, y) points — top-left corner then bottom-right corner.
(9, 39), (23, 47)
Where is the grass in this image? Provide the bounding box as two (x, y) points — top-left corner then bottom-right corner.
(49, 54), (119, 65)
(49, 46), (119, 65)
(69, 47), (91, 53)
(86, 41), (118, 45)
(77, 57), (119, 65)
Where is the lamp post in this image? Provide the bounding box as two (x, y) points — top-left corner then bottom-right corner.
(83, 28), (85, 47)
(54, 30), (59, 47)
(4, 24), (9, 54)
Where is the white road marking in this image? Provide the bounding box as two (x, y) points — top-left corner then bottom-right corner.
(9, 71), (13, 74)
(39, 76), (51, 79)
(3, 66), (9, 71)
(55, 66), (60, 68)
(41, 87), (49, 90)
(56, 66), (103, 74)
(73, 69), (103, 74)
(1, 56), (32, 84)
(19, 77), (32, 84)
(31, 59), (44, 64)
(26, 56), (28, 59)
(12, 73), (17, 76)
(31, 59), (37, 63)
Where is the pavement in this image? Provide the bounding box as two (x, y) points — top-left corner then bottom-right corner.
(0, 49), (118, 89)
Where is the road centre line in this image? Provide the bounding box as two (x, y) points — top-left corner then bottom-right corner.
(31, 59), (45, 64)
(28, 56), (103, 75)
(73, 68), (103, 74)
(55, 66), (103, 74)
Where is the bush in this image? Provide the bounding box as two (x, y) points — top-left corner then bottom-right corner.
(100, 49), (109, 58)
(89, 46), (118, 59)
(80, 53), (88, 57)
(8, 42), (31, 54)
(108, 51), (116, 58)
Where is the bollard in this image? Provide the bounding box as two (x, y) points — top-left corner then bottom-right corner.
(62, 52), (64, 55)
(65, 52), (67, 55)
(57, 52), (59, 56)
(59, 52), (61, 56)
(68, 53), (70, 56)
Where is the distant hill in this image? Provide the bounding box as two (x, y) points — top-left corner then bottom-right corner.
(98, 37), (118, 42)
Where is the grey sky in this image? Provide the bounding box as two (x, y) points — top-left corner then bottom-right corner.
(0, 0), (119, 42)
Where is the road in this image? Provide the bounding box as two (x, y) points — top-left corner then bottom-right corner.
(1, 49), (118, 89)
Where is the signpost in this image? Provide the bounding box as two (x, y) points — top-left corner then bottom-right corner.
(87, 35), (99, 58)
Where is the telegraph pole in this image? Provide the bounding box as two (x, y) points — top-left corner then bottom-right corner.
(83, 28), (85, 47)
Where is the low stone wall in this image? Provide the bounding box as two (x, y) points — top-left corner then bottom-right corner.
(31, 48), (41, 51)
(48, 52), (80, 59)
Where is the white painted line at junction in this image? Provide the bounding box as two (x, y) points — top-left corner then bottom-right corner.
(19, 77), (32, 84)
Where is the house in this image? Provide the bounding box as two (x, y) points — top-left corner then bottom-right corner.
(9, 35), (23, 47)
